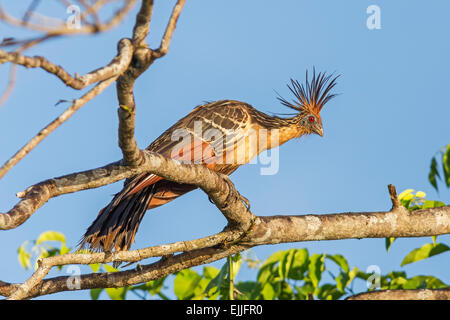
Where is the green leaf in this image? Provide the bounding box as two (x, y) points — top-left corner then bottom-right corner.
(308, 254), (325, 288)
(411, 275), (447, 289)
(415, 191), (426, 198)
(105, 287), (127, 300)
(348, 267), (359, 285)
(295, 283), (315, 300)
(423, 200), (446, 209)
(174, 269), (202, 300)
(279, 249), (296, 280)
(398, 189), (415, 208)
(257, 250), (285, 284)
(403, 277), (427, 290)
(428, 157), (441, 191)
(398, 189), (414, 200)
(278, 281), (294, 300)
(260, 282), (276, 300)
(432, 235), (437, 245)
(230, 254), (243, 279)
(443, 144), (450, 187)
(90, 288), (103, 300)
(389, 276), (408, 289)
(59, 243), (71, 255)
(316, 283), (343, 300)
(17, 242), (32, 270)
(326, 254), (349, 273)
(288, 249), (309, 280)
(203, 266), (220, 280)
(401, 243), (450, 266)
(385, 237), (396, 253)
(261, 250), (286, 268)
(103, 264), (119, 273)
(204, 263), (227, 297)
(235, 281), (262, 300)
(335, 272), (350, 293)
(36, 231), (66, 245)
(132, 277), (168, 297)
(89, 263), (102, 273)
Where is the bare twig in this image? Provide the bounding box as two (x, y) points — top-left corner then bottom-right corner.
(0, 77), (117, 181)
(0, 39), (134, 180)
(0, 1), (136, 36)
(0, 64), (17, 108)
(0, 38), (133, 89)
(21, 0), (41, 26)
(388, 184), (401, 209)
(152, 0), (186, 58)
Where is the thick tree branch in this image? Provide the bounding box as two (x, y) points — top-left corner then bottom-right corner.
(1, 180), (449, 299)
(3, 195), (450, 299)
(0, 150), (255, 230)
(347, 288), (450, 300)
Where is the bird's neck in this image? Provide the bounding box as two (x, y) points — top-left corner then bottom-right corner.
(278, 118), (305, 145)
(252, 111), (305, 148)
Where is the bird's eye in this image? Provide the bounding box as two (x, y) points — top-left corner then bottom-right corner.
(308, 116), (315, 123)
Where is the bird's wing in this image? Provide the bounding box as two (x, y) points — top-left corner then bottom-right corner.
(126, 100), (253, 196)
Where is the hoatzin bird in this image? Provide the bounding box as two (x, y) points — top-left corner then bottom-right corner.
(79, 70), (339, 253)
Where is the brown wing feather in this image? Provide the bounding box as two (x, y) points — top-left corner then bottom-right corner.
(124, 100), (254, 207)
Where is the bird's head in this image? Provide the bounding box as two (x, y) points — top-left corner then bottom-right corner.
(277, 69), (339, 137)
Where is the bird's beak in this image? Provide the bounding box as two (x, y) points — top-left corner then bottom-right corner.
(313, 124), (324, 137)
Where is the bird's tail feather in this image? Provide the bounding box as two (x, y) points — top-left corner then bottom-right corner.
(78, 179), (155, 254)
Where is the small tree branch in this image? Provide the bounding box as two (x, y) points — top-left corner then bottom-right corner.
(388, 184), (401, 209)
(132, 0), (155, 46)
(347, 288), (450, 300)
(152, 0), (186, 58)
(7, 231), (236, 300)
(0, 63), (17, 108)
(0, 1), (137, 37)
(0, 76), (116, 181)
(4, 244), (247, 299)
(0, 39), (134, 180)
(116, 0), (186, 166)
(0, 38), (133, 90)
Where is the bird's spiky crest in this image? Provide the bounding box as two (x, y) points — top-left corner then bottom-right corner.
(277, 69), (339, 115)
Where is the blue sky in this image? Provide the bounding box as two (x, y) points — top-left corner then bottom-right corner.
(0, 0), (449, 299)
